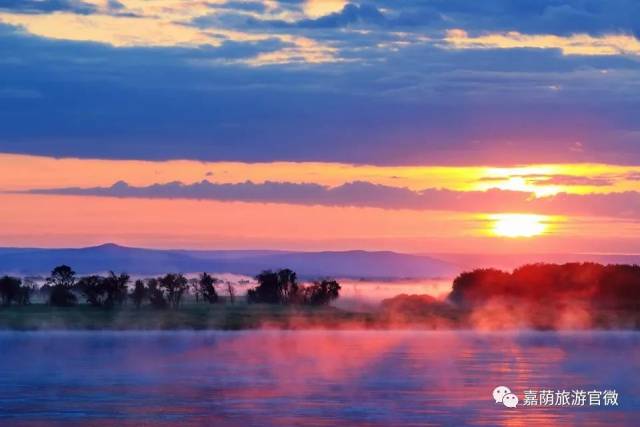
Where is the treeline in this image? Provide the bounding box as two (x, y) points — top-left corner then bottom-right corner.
(379, 263), (640, 329)
(0, 265), (341, 309)
(0, 276), (31, 306)
(247, 269), (340, 306)
(448, 262), (640, 309)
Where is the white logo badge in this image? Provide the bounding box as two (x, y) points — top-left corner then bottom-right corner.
(493, 386), (518, 408)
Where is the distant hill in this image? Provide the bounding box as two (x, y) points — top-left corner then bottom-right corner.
(0, 243), (460, 279)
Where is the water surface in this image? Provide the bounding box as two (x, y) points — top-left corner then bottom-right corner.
(0, 331), (638, 426)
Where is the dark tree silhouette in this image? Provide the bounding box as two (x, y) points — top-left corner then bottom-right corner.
(226, 282), (236, 304)
(20, 277), (38, 305)
(159, 273), (188, 309)
(302, 279), (341, 306)
(46, 265), (77, 307)
(130, 280), (147, 309)
(248, 269), (298, 304)
(247, 270), (340, 306)
(198, 273), (219, 304)
(0, 276), (23, 306)
(103, 272), (130, 308)
(278, 269), (298, 303)
(38, 284), (52, 302)
(595, 264), (640, 310)
(448, 268), (511, 307)
(77, 275), (106, 307)
(188, 278), (200, 303)
(448, 263), (640, 309)
(46, 265), (76, 288)
(146, 278), (167, 309)
(76, 272), (129, 308)
(48, 286), (77, 307)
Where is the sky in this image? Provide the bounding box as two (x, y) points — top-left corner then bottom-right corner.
(0, 0), (639, 253)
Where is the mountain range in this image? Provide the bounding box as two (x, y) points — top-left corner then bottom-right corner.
(1, 243), (637, 279)
(0, 244), (460, 279)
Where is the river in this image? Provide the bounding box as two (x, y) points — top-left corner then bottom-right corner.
(0, 330), (638, 426)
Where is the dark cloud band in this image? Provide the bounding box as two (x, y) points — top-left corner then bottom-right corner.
(24, 180), (640, 219)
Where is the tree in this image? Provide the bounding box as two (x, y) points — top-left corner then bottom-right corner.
(103, 272), (130, 308)
(15, 285), (32, 306)
(248, 269), (298, 304)
(0, 276), (22, 306)
(146, 278), (167, 309)
(158, 273), (188, 309)
(21, 277), (38, 304)
(226, 282), (236, 304)
(198, 273), (219, 304)
(446, 263), (640, 310)
(77, 275), (106, 307)
(46, 265), (77, 307)
(48, 285), (77, 307)
(38, 284), (52, 302)
(447, 268), (511, 307)
(75, 272), (129, 308)
(129, 280), (147, 309)
(303, 279), (341, 306)
(278, 269), (298, 303)
(188, 278), (200, 303)
(46, 265), (76, 288)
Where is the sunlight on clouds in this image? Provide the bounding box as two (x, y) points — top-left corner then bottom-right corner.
(2, 2), (640, 67)
(0, 12), (219, 47)
(0, 8), (285, 48)
(246, 35), (338, 65)
(476, 165), (564, 197)
(0, 154), (638, 197)
(106, 0), (220, 20)
(0, 1), (338, 63)
(304, 0), (346, 18)
(491, 176), (560, 198)
(474, 164), (640, 197)
(445, 29), (640, 56)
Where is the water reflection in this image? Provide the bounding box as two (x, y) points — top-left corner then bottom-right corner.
(0, 331), (638, 426)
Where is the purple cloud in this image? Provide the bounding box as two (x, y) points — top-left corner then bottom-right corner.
(25, 180), (640, 218)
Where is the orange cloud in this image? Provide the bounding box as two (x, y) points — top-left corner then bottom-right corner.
(0, 12), (218, 47)
(243, 35), (338, 66)
(445, 29), (640, 56)
(0, 3), (338, 63)
(304, 0), (347, 18)
(1, 153), (638, 195)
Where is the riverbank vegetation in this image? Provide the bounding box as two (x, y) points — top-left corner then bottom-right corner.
(382, 263), (640, 329)
(1, 263), (639, 330)
(0, 265), (341, 309)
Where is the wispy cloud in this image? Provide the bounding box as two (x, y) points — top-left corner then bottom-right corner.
(0, 0), (339, 63)
(0, 0), (98, 15)
(445, 29), (640, 56)
(1, 1), (640, 164)
(24, 179), (640, 219)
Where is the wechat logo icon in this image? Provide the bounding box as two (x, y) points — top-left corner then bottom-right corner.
(493, 386), (519, 408)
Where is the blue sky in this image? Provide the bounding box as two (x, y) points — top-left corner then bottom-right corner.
(0, 0), (639, 165)
(1, 1), (640, 251)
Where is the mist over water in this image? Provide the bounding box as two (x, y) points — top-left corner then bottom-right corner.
(332, 278), (452, 311)
(0, 331), (638, 426)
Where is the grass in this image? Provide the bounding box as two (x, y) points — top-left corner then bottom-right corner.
(2, 303), (637, 331)
(0, 303), (378, 331)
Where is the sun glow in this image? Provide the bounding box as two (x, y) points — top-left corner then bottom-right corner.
(490, 213), (549, 238)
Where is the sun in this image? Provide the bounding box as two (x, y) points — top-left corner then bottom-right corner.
(490, 213), (549, 238)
